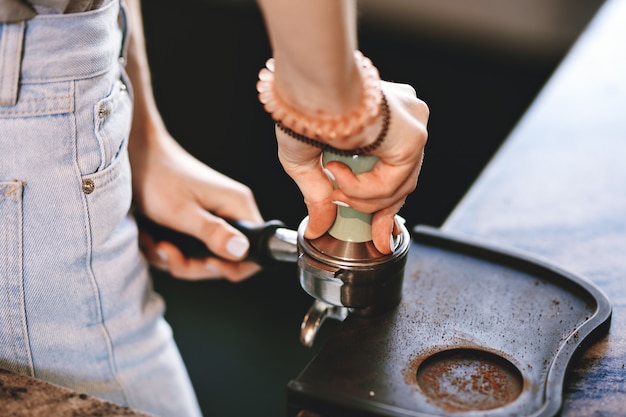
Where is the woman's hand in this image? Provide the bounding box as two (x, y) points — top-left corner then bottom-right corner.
(276, 81), (429, 254)
(124, 0), (263, 282)
(129, 126), (264, 282)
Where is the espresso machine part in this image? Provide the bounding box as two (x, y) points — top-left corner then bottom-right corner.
(135, 151), (409, 346)
(134, 214), (299, 265)
(296, 151), (410, 346)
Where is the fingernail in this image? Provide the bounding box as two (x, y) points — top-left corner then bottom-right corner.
(156, 249), (168, 262)
(390, 234), (401, 251)
(226, 236), (249, 258)
(322, 167), (336, 182)
(205, 264), (221, 275)
(332, 200), (351, 207)
(395, 215), (406, 225)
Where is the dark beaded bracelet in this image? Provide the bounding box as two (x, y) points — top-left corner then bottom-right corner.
(276, 92), (390, 157)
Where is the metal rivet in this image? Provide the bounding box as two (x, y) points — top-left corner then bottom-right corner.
(98, 105), (110, 119)
(82, 179), (95, 194)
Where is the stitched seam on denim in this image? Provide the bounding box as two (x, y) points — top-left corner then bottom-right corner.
(74, 103), (132, 406)
(0, 22), (25, 106)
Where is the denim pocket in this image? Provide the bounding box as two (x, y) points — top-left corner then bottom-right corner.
(94, 78), (132, 172)
(0, 180), (33, 376)
(81, 144), (133, 251)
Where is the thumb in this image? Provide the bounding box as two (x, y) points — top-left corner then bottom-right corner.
(203, 223), (250, 262)
(303, 199), (337, 240)
(181, 209), (252, 261)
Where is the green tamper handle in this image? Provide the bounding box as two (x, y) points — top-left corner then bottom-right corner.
(323, 152), (379, 243)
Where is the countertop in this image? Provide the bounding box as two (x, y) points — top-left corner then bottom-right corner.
(441, 0), (626, 414)
(0, 369), (152, 416)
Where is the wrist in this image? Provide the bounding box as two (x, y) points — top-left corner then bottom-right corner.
(257, 50), (383, 142)
(271, 54), (362, 117)
(276, 91), (389, 156)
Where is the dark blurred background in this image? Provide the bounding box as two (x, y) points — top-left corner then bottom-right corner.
(140, 1), (603, 415)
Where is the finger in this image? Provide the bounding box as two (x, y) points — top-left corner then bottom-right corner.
(177, 207), (252, 262)
(138, 230), (168, 270)
(323, 147), (419, 196)
(327, 158), (421, 213)
(281, 155), (337, 239)
(155, 241), (261, 282)
(302, 198), (337, 240)
(152, 241), (222, 279)
(371, 201), (406, 254)
(206, 258), (262, 283)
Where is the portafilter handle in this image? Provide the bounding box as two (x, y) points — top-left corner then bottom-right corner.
(297, 151), (411, 346)
(134, 211), (298, 265)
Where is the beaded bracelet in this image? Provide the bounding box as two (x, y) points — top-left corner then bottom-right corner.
(276, 92), (390, 157)
(256, 51), (383, 142)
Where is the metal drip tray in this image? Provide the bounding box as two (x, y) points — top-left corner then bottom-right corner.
(287, 225), (612, 417)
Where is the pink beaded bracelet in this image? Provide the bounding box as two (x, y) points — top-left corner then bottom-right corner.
(276, 92), (390, 156)
(256, 51), (383, 142)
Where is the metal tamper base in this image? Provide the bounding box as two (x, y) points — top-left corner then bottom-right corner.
(297, 216), (411, 317)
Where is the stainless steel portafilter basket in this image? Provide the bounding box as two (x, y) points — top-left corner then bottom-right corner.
(296, 152), (411, 346)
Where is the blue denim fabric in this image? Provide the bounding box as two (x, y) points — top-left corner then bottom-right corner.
(0, 2), (202, 416)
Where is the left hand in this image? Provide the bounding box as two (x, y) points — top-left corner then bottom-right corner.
(129, 126), (264, 282)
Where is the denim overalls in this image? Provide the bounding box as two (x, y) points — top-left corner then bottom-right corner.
(0, 2), (202, 416)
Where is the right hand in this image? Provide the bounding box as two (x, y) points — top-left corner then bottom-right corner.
(275, 81), (429, 254)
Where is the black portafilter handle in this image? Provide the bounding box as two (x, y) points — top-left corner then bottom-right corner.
(133, 212), (292, 267)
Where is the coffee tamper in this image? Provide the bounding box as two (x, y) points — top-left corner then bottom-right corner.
(297, 151), (411, 346)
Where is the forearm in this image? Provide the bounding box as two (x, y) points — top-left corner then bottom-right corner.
(124, 0), (166, 144)
(256, 0), (362, 117)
